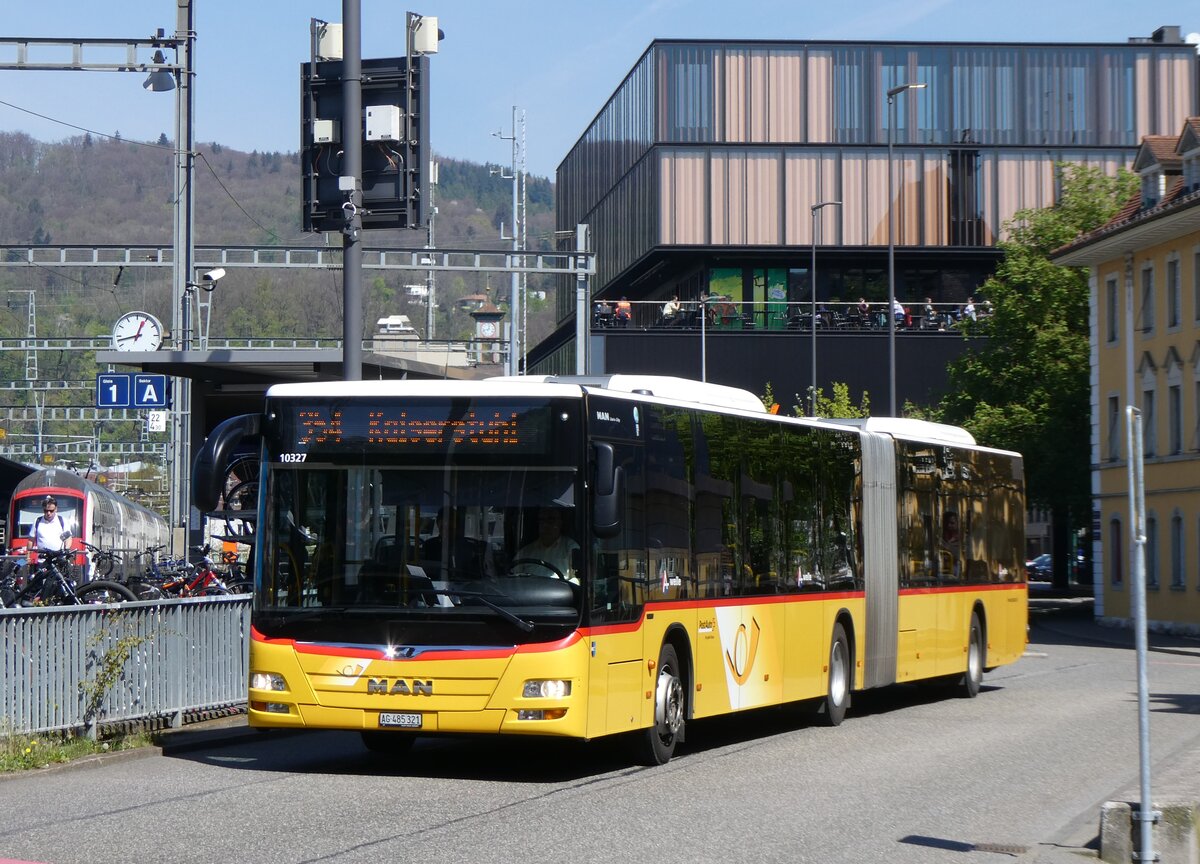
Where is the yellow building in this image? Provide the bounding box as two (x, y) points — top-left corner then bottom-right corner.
(1054, 119), (1200, 635)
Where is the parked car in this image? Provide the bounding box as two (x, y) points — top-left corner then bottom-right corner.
(1025, 553), (1052, 581)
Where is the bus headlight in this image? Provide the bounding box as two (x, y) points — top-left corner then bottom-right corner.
(250, 672), (287, 692)
(522, 679), (571, 699)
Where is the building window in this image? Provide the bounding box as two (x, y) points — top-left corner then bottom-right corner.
(1194, 250), (1200, 324)
(1169, 384), (1182, 455)
(1137, 172), (1156, 210)
(1146, 513), (1159, 588)
(1142, 388), (1156, 457)
(1171, 512), (1185, 588)
(1195, 379), (1200, 451)
(1167, 257), (1181, 329)
(1139, 266), (1154, 334)
(1107, 395), (1121, 461)
(1110, 516), (1123, 586)
(1105, 275), (1119, 343)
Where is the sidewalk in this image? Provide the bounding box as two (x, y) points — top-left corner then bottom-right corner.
(151, 711), (262, 756)
(1022, 597), (1200, 863)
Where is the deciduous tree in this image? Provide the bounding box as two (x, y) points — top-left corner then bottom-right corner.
(938, 163), (1137, 588)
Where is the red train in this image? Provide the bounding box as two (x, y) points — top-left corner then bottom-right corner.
(8, 467), (170, 579)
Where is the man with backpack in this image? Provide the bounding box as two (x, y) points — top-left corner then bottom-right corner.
(29, 496), (70, 551)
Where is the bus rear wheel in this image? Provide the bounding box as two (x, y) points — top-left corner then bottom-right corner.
(636, 643), (685, 766)
(818, 622), (851, 726)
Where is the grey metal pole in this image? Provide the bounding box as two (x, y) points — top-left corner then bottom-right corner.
(886, 92), (897, 417)
(425, 161), (437, 340)
(1125, 407), (1157, 864)
(575, 224), (588, 375)
(810, 200), (841, 416)
(171, 0), (195, 554)
(508, 106), (521, 375)
(341, 0), (363, 381)
(885, 82), (924, 417)
(811, 210), (817, 416)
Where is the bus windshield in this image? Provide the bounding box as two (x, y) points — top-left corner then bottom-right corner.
(255, 396), (583, 646)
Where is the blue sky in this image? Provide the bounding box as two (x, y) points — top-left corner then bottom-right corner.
(1, 1), (1197, 179)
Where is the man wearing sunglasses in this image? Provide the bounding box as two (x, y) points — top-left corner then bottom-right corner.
(29, 495), (71, 552)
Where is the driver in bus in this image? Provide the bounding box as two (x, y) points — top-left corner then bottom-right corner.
(514, 507), (580, 583)
(29, 496), (70, 552)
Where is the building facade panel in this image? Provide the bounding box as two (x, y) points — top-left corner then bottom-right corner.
(1063, 177), (1200, 632)
(542, 32), (1199, 453)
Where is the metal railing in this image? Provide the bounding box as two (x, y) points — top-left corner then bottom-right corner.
(592, 298), (987, 333)
(1, 595), (249, 738)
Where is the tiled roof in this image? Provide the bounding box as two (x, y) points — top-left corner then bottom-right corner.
(1140, 135), (1182, 170)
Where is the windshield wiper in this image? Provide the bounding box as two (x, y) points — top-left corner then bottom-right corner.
(428, 589), (535, 633)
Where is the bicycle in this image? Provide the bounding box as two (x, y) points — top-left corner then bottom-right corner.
(216, 548), (253, 594)
(0, 547), (137, 607)
(82, 541), (163, 601)
(133, 545), (238, 598)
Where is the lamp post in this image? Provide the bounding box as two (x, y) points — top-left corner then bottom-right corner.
(886, 81), (925, 417)
(810, 200), (841, 416)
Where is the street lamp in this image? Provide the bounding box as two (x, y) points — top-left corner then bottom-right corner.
(810, 200), (841, 416)
(886, 81), (925, 417)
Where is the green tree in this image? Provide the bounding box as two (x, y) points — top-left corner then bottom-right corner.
(937, 162), (1137, 589)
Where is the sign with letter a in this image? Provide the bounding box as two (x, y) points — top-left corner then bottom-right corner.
(132, 374), (169, 408)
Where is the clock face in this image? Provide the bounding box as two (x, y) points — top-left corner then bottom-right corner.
(112, 312), (164, 352)
(480, 321), (498, 338)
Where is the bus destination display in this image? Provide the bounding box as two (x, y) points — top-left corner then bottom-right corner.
(281, 403), (550, 454)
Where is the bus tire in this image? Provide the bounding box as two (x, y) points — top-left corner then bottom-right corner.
(960, 612), (983, 699)
(818, 622), (851, 726)
(360, 730), (416, 755)
(636, 642), (685, 766)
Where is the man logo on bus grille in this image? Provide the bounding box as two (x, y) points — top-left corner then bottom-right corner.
(724, 617), (761, 685)
(367, 678), (434, 696)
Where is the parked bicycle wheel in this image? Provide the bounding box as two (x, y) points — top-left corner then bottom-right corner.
(75, 580), (137, 603)
(125, 579), (166, 600)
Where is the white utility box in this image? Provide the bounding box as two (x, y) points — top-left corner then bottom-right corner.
(315, 22), (343, 61)
(313, 118), (340, 144)
(365, 105), (402, 141)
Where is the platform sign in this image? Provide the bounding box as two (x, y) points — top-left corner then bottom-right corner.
(132, 374), (169, 408)
(96, 373), (131, 408)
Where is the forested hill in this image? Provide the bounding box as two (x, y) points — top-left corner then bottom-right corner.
(0, 131), (558, 344)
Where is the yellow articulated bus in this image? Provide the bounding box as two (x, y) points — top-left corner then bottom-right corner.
(193, 374), (1027, 765)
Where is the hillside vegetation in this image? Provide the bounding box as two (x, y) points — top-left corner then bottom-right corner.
(0, 131), (559, 350)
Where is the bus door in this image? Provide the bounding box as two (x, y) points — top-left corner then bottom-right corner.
(585, 421), (648, 738)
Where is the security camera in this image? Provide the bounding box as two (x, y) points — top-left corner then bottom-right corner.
(200, 267), (225, 291)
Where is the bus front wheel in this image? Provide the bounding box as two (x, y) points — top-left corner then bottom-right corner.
(960, 612), (983, 698)
(636, 643), (685, 766)
(818, 622), (851, 726)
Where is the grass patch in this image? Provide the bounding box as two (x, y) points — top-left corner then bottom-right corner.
(0, 730), (153, 773)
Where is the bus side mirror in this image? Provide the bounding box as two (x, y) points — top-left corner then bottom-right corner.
(193, 413), (262, 512)
(592, 442), (623, 539)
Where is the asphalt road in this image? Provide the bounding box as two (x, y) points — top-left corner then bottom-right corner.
(1, 601), (1198, 864)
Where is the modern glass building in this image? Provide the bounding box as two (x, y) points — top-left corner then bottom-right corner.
(531, 27), (1198, 388)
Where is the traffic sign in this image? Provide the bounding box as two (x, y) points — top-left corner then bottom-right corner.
(132, 374), (169, 408)
(96, 373), (131, 408)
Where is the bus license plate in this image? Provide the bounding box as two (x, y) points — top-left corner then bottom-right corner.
(379, 712), (422, 729)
